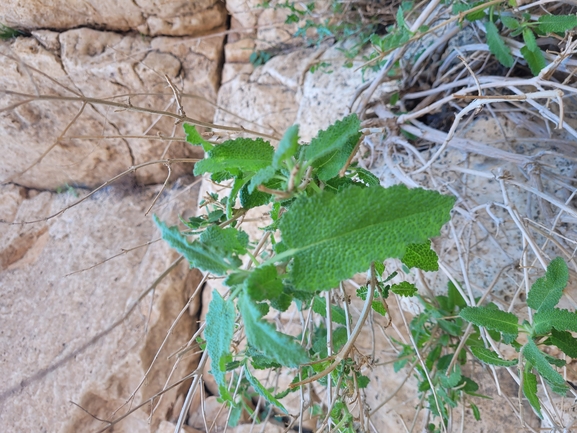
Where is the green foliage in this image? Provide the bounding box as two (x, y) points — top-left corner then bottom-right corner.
(205, 291), (236, 399)
(459, 257), (574, 417)
(0, 24), (23, 40)
(402, 240), (439, 271)
(526, 256), (568, 312)
(280, 185), (454, 291)
(158, 114), (456, 427)
(239, 293), (309, 367)
(485, 21), (514, 68)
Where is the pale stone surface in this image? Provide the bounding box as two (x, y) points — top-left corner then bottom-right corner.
(225, 38), (256, 64)
(0, 0), (226, 36)
(214, 48), (319, 137)
(0, 180), (203, 432)
(0, 29), (223, 190)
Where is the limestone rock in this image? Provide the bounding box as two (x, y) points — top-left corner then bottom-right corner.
(0, 180), (203, 432)
(0, 30), (223, 190)
(0, 0), (226, 36)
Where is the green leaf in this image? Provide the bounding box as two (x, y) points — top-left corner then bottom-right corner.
(193, 138), (274, 177)
(500, 15), (520, 30)
(522, 28), (538, 52)
(200, 225), (248, 255)
(312, 296), (347, 325)
(545, 329), (577, 358)
(401, 240), (439, 271)
(485, 21), (514, 68)
(523, 340), (568, 395)
(239, 182), (273, 209)
(470, 346), (518, 367)
(460, 306), (519, 338)
(447, 281), (466, 310)
(279, 185), (455, 291)
(273, 124), (300, 168)
(527, 257), (569, 312)
(354, 167), (380, 187)
(521, 45), (546, 76)
(537, 14), (577, 33)
(238, 293), (308, 367)
(154, 217), (241, 275)
(522, 369), (541, 418)
(248, 166), (277, 193)
(205, 291), (235, 399)
(244, 366), (287, 413)
(391, 281), (418, 297)
(183, 123), (213, 152)
(245, 265), (284, 301)
(533, 308), (577, 335)
(306, 114), (361, 181)
(470, 403), (481, 421)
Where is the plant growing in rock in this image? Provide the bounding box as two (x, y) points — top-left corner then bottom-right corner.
(155, 114), (457, 429)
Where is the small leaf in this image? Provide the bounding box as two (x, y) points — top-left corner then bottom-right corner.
(245, 265), (284, 301)
(279, 185), (455, 291)
(470, 346), (518, 367)
(401, 240), (439, 271)
(545, 329), (577, 358)
(523, 340), (568, 395)
(193, 138), (274, 177)
(527, 257), (569, 312)
(239, 294), (308, 367)
(354, 167), (380, 187)
(205, 291), (235, 399)
(183, 123), (213, 151)
(521, 45), (546, 76)
(312, 296), (347, 325)
(522, 28), (538, 52)
(273, 124), (299, 168)
(306, 114), (361, 181)
(447, 281), (466, 310)
(500, 15), (520, 30)
(154, 217), (241, 275)
(522, 369), (541, 418)
(200, 225), (248, 255)
(533, 308), (577, 335)
(244, 367), (287, 413)
(239, 181), (273, 209)
(470, 403), (481, 421)
(391, 281), (418, 297)
(460, 306), (519, 338)
(485, 21), (514, 68)
(537, 14), (577, 33)
(248, 166), (277, 193)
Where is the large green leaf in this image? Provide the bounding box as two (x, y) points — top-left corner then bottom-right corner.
(245, 265), (284, 301)
(279, 185), (455, 291)
(523, 340), (568, 395)
(460, 306), (519, 339)
(527, 257), (568, 312)
(193, 138), (274, 177)
(154, 217), (242, 275)
(238, 294), (308, 367)
(521, 45), (546, 76)
(470, 346), (517, 367)
(205, 291), (235, 400)
(485, 21), (514, 67)
(533, 308), (577, 335)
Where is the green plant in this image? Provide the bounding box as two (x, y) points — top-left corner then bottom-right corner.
(0, 24), (24, 40)
(451, 1), (577, 75)
(155, 114), (456, 428)
(459, 257), (576, 419)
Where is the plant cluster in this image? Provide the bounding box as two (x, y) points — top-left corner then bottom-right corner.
(155, 114), (576, 431)
(156, 115), (456, 429)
